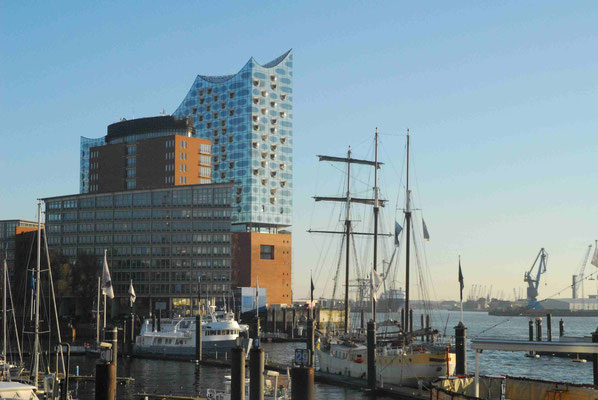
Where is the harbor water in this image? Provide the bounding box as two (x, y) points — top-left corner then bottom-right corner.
(63, 311), (597, 399)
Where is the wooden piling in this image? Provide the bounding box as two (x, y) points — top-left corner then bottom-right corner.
(455, 322), (467, 375)
(249, 346), (264, 400)
(231, 346), (245, 400)
(291, 367), (314, 400)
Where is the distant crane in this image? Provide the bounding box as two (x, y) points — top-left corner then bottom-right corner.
(572, 244), (593, 299)
(524, 248), (548, 309)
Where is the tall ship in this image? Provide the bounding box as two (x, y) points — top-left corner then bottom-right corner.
(312, 130), (455, 387)
(134, 306), (249, 358)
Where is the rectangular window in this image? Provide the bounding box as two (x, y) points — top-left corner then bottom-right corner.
(260, 245), (274, 260)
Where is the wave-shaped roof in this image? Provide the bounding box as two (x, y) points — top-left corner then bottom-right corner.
(197, 49), (292, 84)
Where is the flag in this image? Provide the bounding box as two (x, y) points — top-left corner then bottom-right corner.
(101, 251), (114, 299)
(422, 218), (430, 241)
(592, 244), (598, 268)
(255, 277), (259, 312)
(458, 257), (464, 302)
(394, 221), (403, 246)
(310, 275), (315, 308)
(371, 269), (383, 301)
(128, 280), (136, 304)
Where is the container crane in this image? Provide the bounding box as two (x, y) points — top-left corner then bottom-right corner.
(572, 244), (592, 299)
(524, 248), (548, 309)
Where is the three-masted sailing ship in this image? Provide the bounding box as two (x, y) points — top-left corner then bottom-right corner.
(312, 130), (455, 387)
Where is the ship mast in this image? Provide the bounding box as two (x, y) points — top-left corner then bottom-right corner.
(372, 129), (379, 320)
(344, 147), (352, 333)
(311, 143), (387, 334)
(33, 200), (41, 389)
(2, 247), (7, 379)
(404, 130), (411, 333)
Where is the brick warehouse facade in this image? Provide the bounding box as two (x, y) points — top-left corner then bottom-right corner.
(231, 232), (291, 305)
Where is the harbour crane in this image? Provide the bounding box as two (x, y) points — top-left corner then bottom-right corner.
(524, 248), (548, 309)
(572, 244), (593, 299)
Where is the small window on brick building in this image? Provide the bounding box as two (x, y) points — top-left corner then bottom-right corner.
(260, 245), (274, 260)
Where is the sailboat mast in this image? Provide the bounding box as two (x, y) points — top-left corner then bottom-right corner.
(96, 276), (101, 345)
(2, 255), (6, 377)
(33, 201), (41, 389)
(372, 129), (379, 320)
(344, 147), (352, 334)
(404, 130), (411, 333)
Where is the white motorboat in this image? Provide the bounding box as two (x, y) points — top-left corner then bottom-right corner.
(0, 382), (39, 400)
(134, 307), (249, 358)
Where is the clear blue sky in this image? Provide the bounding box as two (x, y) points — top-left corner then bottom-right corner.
(1, 1), (597, 301)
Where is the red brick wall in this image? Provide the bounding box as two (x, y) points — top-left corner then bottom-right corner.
(232, 232), (292, 305)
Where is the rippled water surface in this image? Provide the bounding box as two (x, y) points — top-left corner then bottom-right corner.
(66, 311), (596, 399)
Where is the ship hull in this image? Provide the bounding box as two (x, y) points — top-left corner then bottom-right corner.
(316, 348), (455, 387)
(133, 339), (240, 358)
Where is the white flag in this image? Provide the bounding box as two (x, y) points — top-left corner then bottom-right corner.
(592, 244), (598, 268)
(128, 280), (136, 304)
(101, 251), (114, 299)
(371, 269), (383, 301)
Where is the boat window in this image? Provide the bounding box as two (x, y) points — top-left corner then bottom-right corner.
(156, 338), (162, 344)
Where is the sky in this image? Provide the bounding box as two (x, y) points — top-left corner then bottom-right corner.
(1, 1), (597, 302)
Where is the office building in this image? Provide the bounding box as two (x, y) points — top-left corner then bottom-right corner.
(43, 183), (233, 315)
(0, 219), (41, 277)
(82, 115), (211, 194)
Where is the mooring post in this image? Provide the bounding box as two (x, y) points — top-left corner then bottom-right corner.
(151, 314), (156, 332)
(536, 317), (542, 341)
(455, 322), (467, 375)
(425, 314), (430, 342)
(291, 308), (296, 338)
(130, 314), (135, 354)
(157, 312), (161, 332)
(123, 320), (127, 347)
(264, 308), (269, 333)
(231, 345), (245, 400)
(282, 308), (288, 335)
(360, 309), (365, 330)
(307, 318), (315, 367)
(592, 328), (598, 386)
(272, 308), (277, 333)
(546, 314), (552, 342)
(250, 344), (265, 400)
(291, 366), (315, 400)
(195, 314), (202, 362)
(528, 319), (534, 356)
(367, 320), (376, 390)
(401, 308), (405, 330)
(95, 327), (117, 400)
(559, 319), (565, 337)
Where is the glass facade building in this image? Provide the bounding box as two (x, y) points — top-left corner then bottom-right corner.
(80, 136), (105, 193)
(173, 50), (293, 229)
(43, 183), (233, 313)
